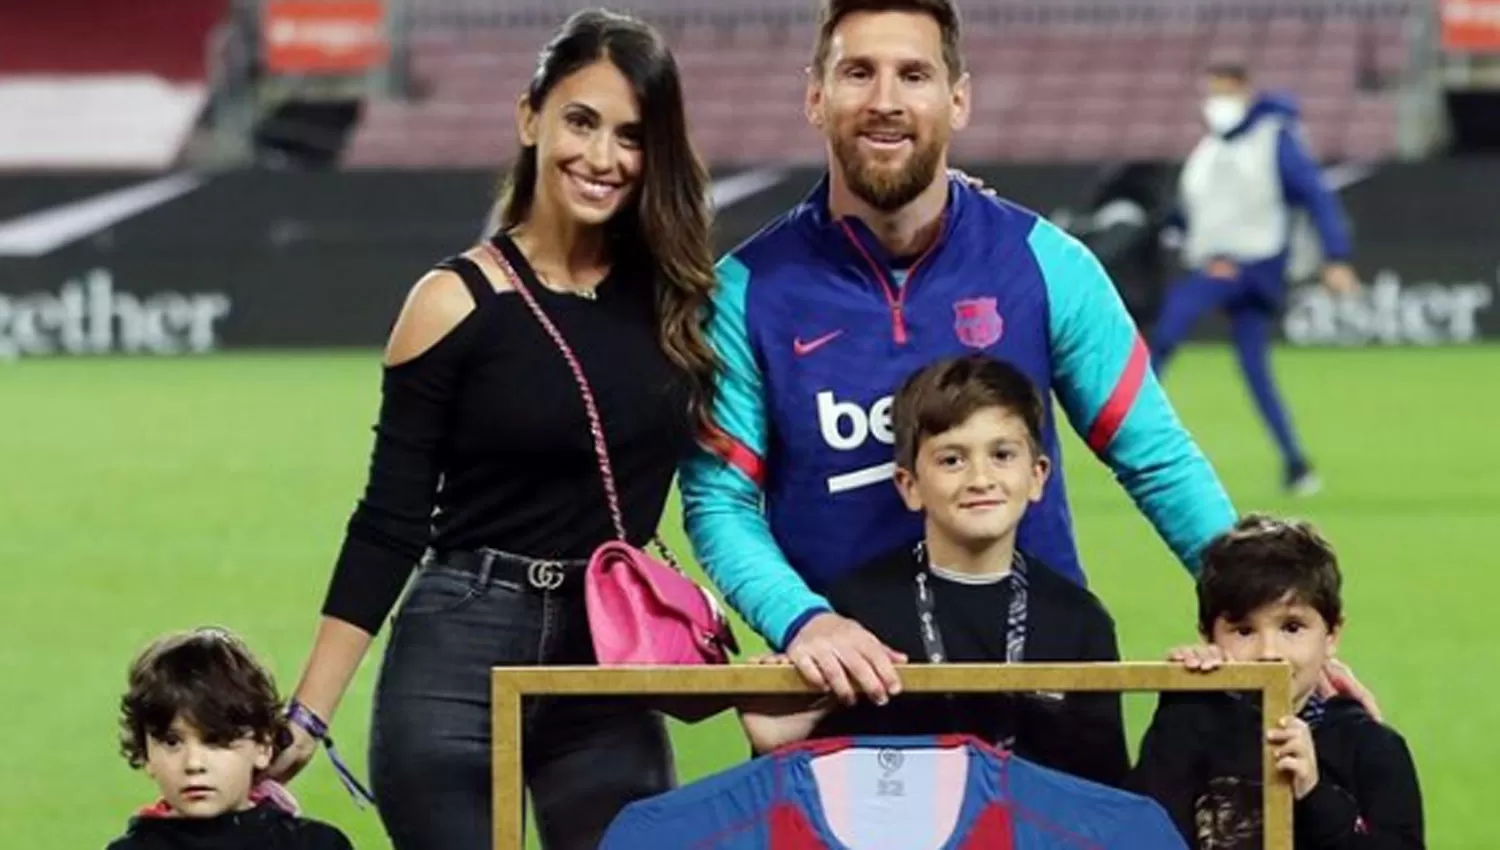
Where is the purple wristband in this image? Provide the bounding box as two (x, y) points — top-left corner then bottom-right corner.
(287, 700), (376, 807)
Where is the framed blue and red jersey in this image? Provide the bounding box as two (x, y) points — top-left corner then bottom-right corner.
(598, 734), (1186, 849)
(680, 174), (1237, 649)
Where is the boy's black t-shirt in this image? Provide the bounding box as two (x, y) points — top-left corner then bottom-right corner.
(806, 543), (1130, 788)
(105, 803), (354, 850)
(1127, 692), (1424, 849)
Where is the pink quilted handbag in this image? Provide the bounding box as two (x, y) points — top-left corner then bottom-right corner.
(483, 242), (738, 666)
(586, 540), (738, 665)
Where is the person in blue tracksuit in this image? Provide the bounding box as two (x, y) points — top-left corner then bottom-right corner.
(1151, 64), (1361, 496)
(679, 0), (1237, 707)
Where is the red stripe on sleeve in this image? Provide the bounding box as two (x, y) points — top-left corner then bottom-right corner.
(1086, 335), (1150, 453)
(704, 426), (766, 488)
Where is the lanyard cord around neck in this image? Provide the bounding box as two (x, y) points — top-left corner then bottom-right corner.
(912, 542), (1030, 665)
(913, 542), (1030, 748)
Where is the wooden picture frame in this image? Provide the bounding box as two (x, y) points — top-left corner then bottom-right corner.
(491, 662), (1293, 849)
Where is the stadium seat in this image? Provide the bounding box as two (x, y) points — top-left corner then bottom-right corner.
(0, 76), (208, 171)
(339, 9), (1409, 167)
(0, 0), (226, 170)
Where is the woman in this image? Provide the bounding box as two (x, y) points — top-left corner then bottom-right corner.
(265, 10), (717, 849)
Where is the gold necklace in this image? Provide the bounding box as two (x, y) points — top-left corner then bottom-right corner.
(535, 270), (599, 300)
(507, 230), (602, 300)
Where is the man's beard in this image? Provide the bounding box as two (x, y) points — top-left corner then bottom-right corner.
(832, 126), (944, 212)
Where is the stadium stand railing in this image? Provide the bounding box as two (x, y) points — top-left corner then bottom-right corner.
(337, 0), (1434, 168)
(490, 661), (1297, 850)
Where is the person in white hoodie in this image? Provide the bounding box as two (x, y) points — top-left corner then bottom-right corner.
(1150, 64), (1359, 496)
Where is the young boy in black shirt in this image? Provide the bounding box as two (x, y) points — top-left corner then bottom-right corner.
(107, 627), (353, 850)
(739, 354), (1129, 787)
(1129, 515), (1424, 848)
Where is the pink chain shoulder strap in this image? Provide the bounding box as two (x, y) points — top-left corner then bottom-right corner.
(478, 240), (688, 570)
(480, 240), (630, 541)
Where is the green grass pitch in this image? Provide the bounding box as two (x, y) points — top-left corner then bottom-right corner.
(1, 345), (1493, 848)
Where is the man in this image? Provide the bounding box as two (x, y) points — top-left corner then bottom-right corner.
(680, 0), (1237, 705)
(1151, 64), (1360, 496)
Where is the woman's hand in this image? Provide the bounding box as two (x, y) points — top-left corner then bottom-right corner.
(264, 719), (319, 784)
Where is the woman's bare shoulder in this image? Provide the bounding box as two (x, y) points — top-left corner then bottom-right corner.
(383, 267), (482, 367)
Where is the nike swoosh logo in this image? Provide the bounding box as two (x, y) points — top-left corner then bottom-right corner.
(0, 172), (205, 257)
(794, 330), (843, 356)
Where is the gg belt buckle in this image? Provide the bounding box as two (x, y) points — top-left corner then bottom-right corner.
(527, 559), (566, 591)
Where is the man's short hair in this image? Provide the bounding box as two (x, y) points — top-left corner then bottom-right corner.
(1196, 514), (1344, 635)
(118, 627), (286, 769)
(1205, 62), (1251, 85)
(892, 353), (1045, 472)
(811, 0), (965, 82)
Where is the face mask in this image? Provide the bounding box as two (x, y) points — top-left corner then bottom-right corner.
(1202, 95), (1248, 134)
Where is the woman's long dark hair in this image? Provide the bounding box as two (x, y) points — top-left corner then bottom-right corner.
(491, 9), (718, 437)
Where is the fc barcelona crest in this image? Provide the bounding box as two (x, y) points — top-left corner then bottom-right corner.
(953, 297), (1003, 348)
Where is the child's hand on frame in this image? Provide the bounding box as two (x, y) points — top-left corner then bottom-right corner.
(737, 653), (835, 754)
(1166, 643), (1228, 672)
(1267, 716), (1320, 800)
(737, 651), (836, 717)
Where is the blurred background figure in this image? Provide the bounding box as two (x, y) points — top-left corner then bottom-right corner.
(1054, 160), (1177, 328)
(1149, 63), (1359, 497)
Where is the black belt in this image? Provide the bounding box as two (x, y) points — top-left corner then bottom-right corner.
(427, 548), (587, 595)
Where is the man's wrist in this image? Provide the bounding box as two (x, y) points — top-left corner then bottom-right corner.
(778, 606), (835, 650)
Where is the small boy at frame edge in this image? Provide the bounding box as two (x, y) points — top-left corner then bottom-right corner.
(1129, 516), (1425, 849)
(107, 627), (353, 850)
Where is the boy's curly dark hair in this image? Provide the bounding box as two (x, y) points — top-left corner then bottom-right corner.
(118, 627), (287, 769)
(1197, 513), (1344, 636)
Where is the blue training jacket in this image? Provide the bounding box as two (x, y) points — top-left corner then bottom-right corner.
(680, 174), (1236, 649)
